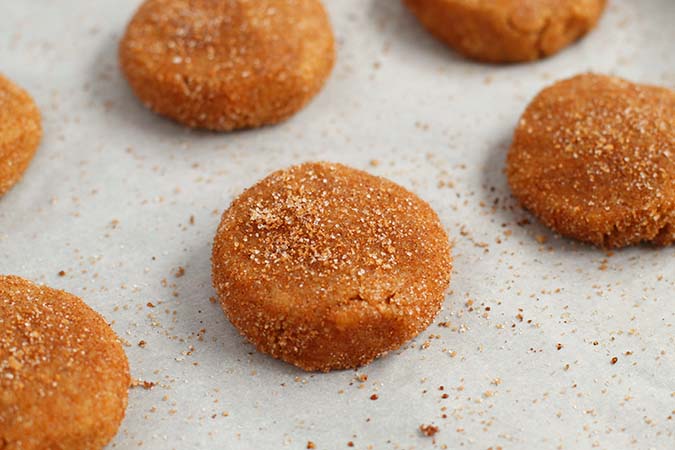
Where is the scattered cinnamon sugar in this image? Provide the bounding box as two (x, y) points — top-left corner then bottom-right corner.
(419, 424), (439, 437)
(131, 379), (156, 390)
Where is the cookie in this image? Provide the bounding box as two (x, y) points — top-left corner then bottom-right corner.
(212, 162), (452, 371)
(403, 0), (606, 63)
(119, 0), (335, 131)
(507, 73), (675, 248)
(0, 75), (41, 197)
(0, 275), (130, 450)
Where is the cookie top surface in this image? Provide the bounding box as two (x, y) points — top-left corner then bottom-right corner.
(409, 0), (603, 26)
(0, 74), (41, 196)
(404, 0), (606, 62)
(0, 275), (129, 450)
(0, 75), (40, 147)
(121, 0), (330, 78)
(507, 73), (675, 247)
(213, 162), (451, 311)
(119, 0), (335, 130)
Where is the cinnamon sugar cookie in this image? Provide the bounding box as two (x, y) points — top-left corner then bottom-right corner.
(0, 75), (41, 197)
(212, 162), (452, 371)
(507, 73), (675, 248)
(119, 0), (335, 131)
(0, 275), (130, 450)
(404, 0), (606, 63)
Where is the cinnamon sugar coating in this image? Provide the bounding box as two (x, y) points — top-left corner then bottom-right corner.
(119, 0), (335, 131)
(212, 162), (453, 371)
(403, 0), (606, 63)
(0, 276), (129, 450)
(0, 75), (41, 197)
(507, 73), (675, 248)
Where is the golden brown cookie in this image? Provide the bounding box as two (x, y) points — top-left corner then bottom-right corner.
(0, 275), (130, 450)
(0, 75), (41, 197)
(119, 0), (335, 131)
(403, 0), (606, 63)
(507, 73), (675, 248)
(212, 162), (452, 371)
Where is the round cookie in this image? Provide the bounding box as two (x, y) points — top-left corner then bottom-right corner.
(0, 75), (41, 197)
(119, 0), (335, 131)
(212, 162), (452, 371)
(507, 73), (675, 248)
(0, 275), (130, 450)
(403, 0), (606, 63)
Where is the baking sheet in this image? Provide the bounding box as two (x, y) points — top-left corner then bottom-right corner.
(2, 1), (674, 449)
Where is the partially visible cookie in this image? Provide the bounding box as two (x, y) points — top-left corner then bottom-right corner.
(0, 75), (41, 197)
(212, 162), (452, 371)
(119, 0), (335, 131)
(0, 275), (130, 450)
(403, 0), (606, 63)
(507, 73), (675, 248)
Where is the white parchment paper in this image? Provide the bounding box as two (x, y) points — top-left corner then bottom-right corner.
(1, 1), (674, 449)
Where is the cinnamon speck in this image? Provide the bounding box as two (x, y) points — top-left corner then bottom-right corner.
(420, 424), (439, 437)
(131, 379), (156, 390)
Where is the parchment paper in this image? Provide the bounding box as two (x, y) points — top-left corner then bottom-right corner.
(1, 1), (674, 449)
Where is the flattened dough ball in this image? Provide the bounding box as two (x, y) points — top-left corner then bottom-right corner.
(0, 276), (130, 450)
(119, 0), (335, 131)
(212, 162), (452, 371)
(507, 74), (675, 248)
(403, 0), (606, 63)
(0, 75), (41, 197)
